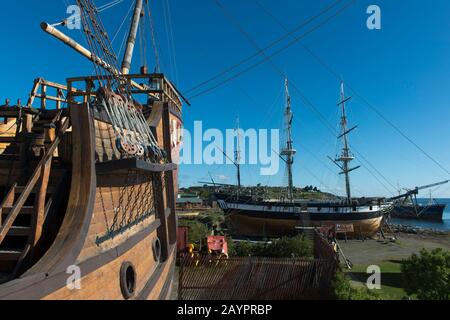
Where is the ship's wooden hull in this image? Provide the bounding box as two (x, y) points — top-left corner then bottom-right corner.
(391, 204), (445, 221)
(0, 91), (181, 299)
(216, 196), (387, 238)
(227, 211), (384, 238)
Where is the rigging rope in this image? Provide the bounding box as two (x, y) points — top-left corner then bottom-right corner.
(161, 0), (178, 83)
(76, 0), (164, 161)
(188, 0), (356, 100)
(184, 0), (345, 95)
(255, 0), (450, 178)
(145, 1), (161, 72)
(210, 0), (397, 195)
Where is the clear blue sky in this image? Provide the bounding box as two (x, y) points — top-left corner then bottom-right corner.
(1, 0), (450, 198)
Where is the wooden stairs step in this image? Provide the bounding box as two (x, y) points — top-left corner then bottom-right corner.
(0, 107), (39, 117)
(15, 185), (55, 194)
(7, 226), (31, 237)
(1, 206), (35, 216)
(0, 250), (22, 261)
(0, 137), (16, 143)
(34, 118), (56, 125)
(40, 109), (67, 119)
(0, 154), (21, 161)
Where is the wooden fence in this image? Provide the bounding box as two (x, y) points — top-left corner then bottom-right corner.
(178, 231), (338, 300)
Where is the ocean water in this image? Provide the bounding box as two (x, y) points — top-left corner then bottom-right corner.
(390, 198), (450, 231)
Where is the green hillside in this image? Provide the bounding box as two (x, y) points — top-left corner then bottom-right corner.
(179, 184), (338, 201)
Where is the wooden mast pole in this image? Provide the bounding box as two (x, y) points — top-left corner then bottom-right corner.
(121, 0), (144, 75)
(235, 116), (242, 198)
(340, 82), (352, 203)
(281, 78), (296, 203)
(336, 82), (360, 204)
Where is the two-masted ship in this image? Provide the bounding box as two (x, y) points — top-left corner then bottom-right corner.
(216, 80), (391, 238)
(0, 0), (185, 300)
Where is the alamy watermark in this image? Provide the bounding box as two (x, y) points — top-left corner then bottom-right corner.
(176, 121), (280, 176)
(366, 265), (381, 290)
(66, 265), (82, 290)
(66, 5), (81, 30)
(367, 5), (381, 30)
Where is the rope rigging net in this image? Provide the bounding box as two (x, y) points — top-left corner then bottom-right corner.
(76, 0), (165, 162)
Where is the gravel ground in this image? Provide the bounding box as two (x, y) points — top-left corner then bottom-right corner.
(338, 232), (450, 265)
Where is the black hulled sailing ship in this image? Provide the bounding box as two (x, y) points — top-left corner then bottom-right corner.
(389, 181), (448, 221)
(216, 80), (392, 238)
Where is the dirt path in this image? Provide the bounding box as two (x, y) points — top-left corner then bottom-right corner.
(338, 232), (450, 265)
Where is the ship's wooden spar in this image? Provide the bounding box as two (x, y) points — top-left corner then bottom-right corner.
(40, 22), (144, 92)
(39, 23), (190, 106)
(121, 0), (143, 75)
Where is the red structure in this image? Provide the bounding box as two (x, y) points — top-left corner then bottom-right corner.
(177, 226), (189, 254)
(207, 236), (228, 256)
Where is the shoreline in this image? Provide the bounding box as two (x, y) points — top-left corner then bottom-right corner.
(390, 223), (449, 236)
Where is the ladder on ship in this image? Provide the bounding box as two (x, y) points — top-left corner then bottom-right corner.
(379, 216), (397, 242)
(0, 106), (70, 284)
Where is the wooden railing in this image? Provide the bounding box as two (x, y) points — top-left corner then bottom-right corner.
(26, 78), (78, 110)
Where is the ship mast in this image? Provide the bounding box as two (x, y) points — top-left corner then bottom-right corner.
(333, 82), (360, 203)
(121, 0), (144, 75)
(280, 78), (296, 203)
(235, 116), (242, 198)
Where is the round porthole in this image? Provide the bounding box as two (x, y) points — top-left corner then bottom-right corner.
(120, 262), (136, 300)
(152, 237), (162, 263)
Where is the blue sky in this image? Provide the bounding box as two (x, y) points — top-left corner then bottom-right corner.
(1, 0), (450, 197)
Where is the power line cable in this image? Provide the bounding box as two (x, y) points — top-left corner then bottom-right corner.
(188, 0), (356, 100)
(210, 0), (397, 195)
(255, 0), (450, 177)
(184, 0), (344, 95)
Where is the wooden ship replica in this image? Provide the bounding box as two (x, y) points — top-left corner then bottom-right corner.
(216, 80), (391, 238)
(0, 0), (186, 299)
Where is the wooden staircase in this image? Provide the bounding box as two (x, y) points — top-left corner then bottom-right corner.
(0, 115), (69, 284)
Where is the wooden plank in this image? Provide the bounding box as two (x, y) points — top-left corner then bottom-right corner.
(162, 104), (177, 245)
(1, 206), (34, 216)
(8, 226), (32, 236)
(41, 84), (47, 109)
(0, 250), (21, 261)
(26, 79), (41, 107)
(96, 158), (177, 174)
(0, 107), (39, 115)
(32, 158), (52, 245)
(35, 94), (66, 103)
(0, 137), (15, 143)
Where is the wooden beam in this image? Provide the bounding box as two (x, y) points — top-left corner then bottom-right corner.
(41, 84), (47, 109)
(162, 103), (177, 245)
(26, 79), (41, 108)
(154, 175), (170, 263)
(31, 158), (52, 246)
(95, 158), (177, 174)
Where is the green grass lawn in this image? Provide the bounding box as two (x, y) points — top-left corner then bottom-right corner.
(345, 261), (411, 300)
